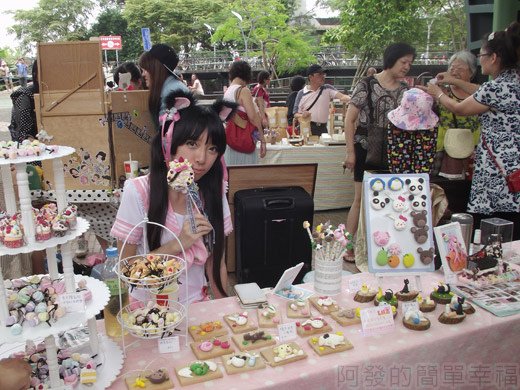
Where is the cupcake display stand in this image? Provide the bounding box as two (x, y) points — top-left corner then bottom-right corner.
(0, 146), (123, 389)
(115, 219), (189, 356)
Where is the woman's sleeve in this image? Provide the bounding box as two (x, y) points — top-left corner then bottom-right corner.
(472, 81), (495, 108)
(350, 79), (368, 109)
(110, 179), (146, 245)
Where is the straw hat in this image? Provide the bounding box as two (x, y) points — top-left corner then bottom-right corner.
(388, 88), (439, 130)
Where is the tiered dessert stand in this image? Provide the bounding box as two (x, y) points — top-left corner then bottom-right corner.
(0, 146), (123, 389)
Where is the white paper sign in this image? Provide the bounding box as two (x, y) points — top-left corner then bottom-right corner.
(348, 279), (362, 292)
(360, 306), (395, 336)
(58, 293), (85, 312)
(401, 301), (420, 316)
(277, 322), (297, 342)
(158, 336), (180, 354)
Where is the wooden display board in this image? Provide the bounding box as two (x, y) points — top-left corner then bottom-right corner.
(109, 91), (155, 187)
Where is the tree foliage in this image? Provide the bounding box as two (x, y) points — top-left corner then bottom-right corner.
(123, 0), (225, 52)
(212, 0), (315, 76)
(8, 0), (97, 55)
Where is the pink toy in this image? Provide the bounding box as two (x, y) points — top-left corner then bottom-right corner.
(373, 231), (390, 247)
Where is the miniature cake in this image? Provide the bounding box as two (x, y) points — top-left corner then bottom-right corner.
(221, 352), (266, 375)
(3, 221), (23, 248)
(231, 330), (276, 351)
(354, 284), (377, 303)
(286, 298), (311, 318)
(175, 360), (223, 386)
(416, 294), (436, 312)
(438, 303), (466, 324)
(61, 205), (78, 228)
(125, 368), (174, 390)
(190, 338), (234, 360)
(402, 308), (430, 331)
(224, 311), (257, 334)
(308, 331), (354, 356)
(330, 307), (361, 326)
(120, 254), (183, 287)
(35, 217), (52, 242)
(260, 342), (307, 367)
(395, 279), (419, 301)
(51, 217), (69, 238)
(430, 283), (454, 304)
(296, 317), (332, 337)
(374, 288), (398, 308)
(121, 301), (181, 337)
(450, 295), (475, 315)
(257, 303), (281, 327)
(188, 320), (227, 341)
(309, 296), (339, 314)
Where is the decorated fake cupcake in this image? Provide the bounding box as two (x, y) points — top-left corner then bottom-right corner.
(450, 295), (475, 315)
(354, 283), (377, 303)
(430, 283), (453, 304)
(62, 205), (78, 228)
(35, 218), (52, 242)
(374, 288), (398, 308)
(52, 217), (69, 238)
(403, 308), (430, 331)
(3, 222), (24, 248)
(416, 294), (436, 312)
(40, 203), (58, 222)
(395, 279), (419, 301)
(167, 157), (194, 192)
(438, 303), (466, 324)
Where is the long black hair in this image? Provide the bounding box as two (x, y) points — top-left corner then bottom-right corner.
(147, 91), (236, 296)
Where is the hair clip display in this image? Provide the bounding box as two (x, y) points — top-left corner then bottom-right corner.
(388, 177), (404, 191)
(409, 194), (427, 211)
(370, 192), (390, 210)
(370, 178), (385, 192)
(373, 231), (390, 247)
(404, 178), (424, 195)
(391, 195), (408, 212)
(388, 214), (408, 231)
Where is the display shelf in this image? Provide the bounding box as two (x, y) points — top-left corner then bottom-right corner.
(0, 145), (75, 166)
(0, 217), (90, 256)
(0, 275), (110, 343)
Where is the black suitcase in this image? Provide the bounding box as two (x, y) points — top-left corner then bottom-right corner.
(234, 186), (313, 287)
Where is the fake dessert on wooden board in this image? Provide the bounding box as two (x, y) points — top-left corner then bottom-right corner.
(308, 331), (354, 356)
(438, 302), (466, 324)
(402, 308), (431, 331)
(232, 330), (276, 351)
(224, 311), (257, 334)
(190, 338), (234, 360)
(286, 298), (311, 318)
(430, 283), (454, 304)
(175, 360), (223, 386)
(257, 303), (281, 327)
(354, 283), (377, 303)
(296, 317), (333, 336)
(260, 342), (307, 367)
(188, 320), (227, 341)
(309, 296), (339, 314)
(395, 279), (419, 301)
(221, 352), (266, 375)
(450, 295), (475, 315)
(125, 368), (174, 390)
(330, 307), (361, 326)
(375, 288), (398, 308)
(416, 294), (437, 312)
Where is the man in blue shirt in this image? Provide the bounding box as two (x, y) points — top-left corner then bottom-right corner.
(16, 58), (28, 87)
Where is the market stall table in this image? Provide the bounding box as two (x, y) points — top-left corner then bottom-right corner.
(107, 269), (520, 389)
(259, 143), (353, 211)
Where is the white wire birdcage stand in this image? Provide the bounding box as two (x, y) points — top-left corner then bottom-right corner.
(116, 217), (189, 356)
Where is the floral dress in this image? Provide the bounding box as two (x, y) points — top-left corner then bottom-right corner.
(468, 69), (520, 214)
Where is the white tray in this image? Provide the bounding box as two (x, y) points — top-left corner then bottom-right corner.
(0, 217), (90, 256)
(0, 145), (75, 166)
(0, 275), (110, 343)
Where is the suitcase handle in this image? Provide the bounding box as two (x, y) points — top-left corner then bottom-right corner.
(265, 198), (294, 209)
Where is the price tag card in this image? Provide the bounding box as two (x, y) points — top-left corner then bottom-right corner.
(347, 279), (362, 293)
(360, 306), (395, 336)
(158, 336), (180, 354)
(401, 301), (420, 316)
(277, 322), (297, 343)
(58, 293), (85, 312)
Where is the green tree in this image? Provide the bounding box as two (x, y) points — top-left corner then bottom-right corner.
(324, 0), (425, 85)
(8, 0), (97, 55)
(87, 7), (143, 62)
(123, 0), (225, 52)
(212, 0), (315, 76)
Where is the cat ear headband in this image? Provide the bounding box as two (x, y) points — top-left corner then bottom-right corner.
(160, 97), (191, 167)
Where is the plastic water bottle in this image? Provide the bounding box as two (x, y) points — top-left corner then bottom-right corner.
(101, 247), (128, 338)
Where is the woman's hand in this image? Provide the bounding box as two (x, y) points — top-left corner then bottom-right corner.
(436, 71), (458, 85)
(259, 141), (267, 158)
(343, 152), (356, 173)
(0, 358), (32, 390)
(417, 83), (443, 100)
(178, 213), (213, 250)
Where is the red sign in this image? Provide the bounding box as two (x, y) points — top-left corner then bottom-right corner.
(100, 36), (122, 50)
